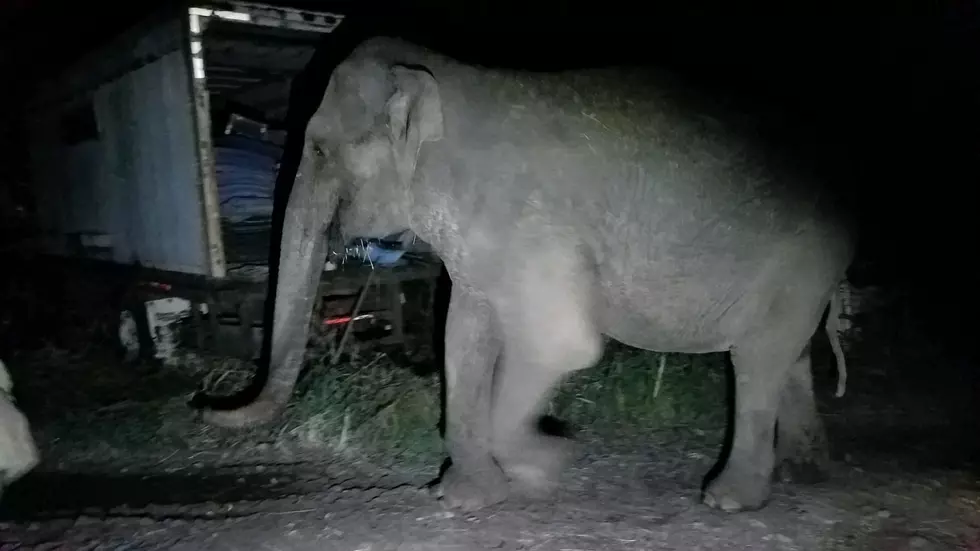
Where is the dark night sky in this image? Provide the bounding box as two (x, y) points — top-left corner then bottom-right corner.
(1, 0), (978, 350)
(1, 0), (977, 216)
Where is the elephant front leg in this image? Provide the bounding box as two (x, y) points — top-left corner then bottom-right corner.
(435, 285), (508, 511)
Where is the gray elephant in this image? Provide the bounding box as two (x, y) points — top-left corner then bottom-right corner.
(0, 359), (39, 501)
(203, 36), (854, 513)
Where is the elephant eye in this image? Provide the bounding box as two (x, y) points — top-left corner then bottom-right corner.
(313, 143), (326, 158)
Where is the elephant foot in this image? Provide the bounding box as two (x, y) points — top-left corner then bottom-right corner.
(775, 456), (830, 484)
(775, 434), (830, 484)
(200, 399), (283, 429)
(702, 468), (771, 513)
(433, 462), (510, 512)
(496, 433), (576, 499)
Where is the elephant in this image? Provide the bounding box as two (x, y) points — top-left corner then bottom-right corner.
(202, 36), (855, 513)
(0, 359), (39, 501)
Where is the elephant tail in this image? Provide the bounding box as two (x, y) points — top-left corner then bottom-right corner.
(825, 283), (848, 398)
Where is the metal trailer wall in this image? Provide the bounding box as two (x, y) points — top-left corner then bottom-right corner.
(25, 2), (344, 279)
(25, 10), (218, 277)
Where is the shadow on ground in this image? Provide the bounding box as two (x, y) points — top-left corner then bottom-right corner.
(0, 470), (306, 522)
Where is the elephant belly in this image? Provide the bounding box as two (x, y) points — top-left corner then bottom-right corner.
(595, 278), (742, 355)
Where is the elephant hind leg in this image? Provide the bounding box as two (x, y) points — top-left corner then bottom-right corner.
(704, 282), (836, 512)
(703, 339), (794, 512)
(775, 344), (830, 484)
(489, 250), (603, 497)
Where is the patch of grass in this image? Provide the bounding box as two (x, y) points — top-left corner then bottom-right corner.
(262, 341), (727, 468)
(19, 353), (212, 461)
(550, 341), (728, 435)
(20, 335), (728, 473)
(281, 352), (444, 467)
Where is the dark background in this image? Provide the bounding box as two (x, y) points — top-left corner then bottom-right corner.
(1, 0), (978, 359)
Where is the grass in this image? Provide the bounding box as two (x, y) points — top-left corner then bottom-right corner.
(278, 341), (726, 465)
(550, 342), (728, 434)
(283, 351), (444, 465)
(15, 336), (729, 474)
(278, 341), (728, 468)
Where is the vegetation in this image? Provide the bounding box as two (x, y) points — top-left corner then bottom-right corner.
(281, 340), (727, 466)
(14, 334), (727, 475)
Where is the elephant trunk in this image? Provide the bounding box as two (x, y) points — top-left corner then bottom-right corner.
(204, 143), (337, 428)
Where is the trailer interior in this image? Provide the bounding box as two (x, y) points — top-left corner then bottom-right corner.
(197, 9), (333, 279)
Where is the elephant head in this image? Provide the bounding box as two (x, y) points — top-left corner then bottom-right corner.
(203, 42), (445, 428)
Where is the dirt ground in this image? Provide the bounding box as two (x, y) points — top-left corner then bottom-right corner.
(3, 437), (979, 551)
(0, 259), (978, 550)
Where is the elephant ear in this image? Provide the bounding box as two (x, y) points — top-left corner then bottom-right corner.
(386, 64), (444, 184)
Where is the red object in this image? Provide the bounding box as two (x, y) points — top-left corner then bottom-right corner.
(140, 281), (173, 291)
(323, 313), (375, 326)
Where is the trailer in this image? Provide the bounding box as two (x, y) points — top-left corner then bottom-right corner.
(24, 1), (444, 364)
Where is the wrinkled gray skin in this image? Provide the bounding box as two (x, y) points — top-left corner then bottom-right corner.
(204, 37), (854, 513)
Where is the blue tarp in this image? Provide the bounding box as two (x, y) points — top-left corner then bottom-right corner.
(215, 134), (282, 224)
